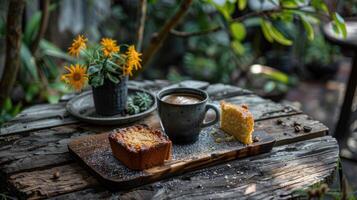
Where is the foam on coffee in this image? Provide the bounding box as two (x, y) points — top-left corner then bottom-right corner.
(161, 93), (202, 105)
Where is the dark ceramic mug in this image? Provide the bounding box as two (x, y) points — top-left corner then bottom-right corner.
(157, 87), (220, 144)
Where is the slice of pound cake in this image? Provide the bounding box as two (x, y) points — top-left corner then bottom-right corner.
(220, 101), (254, 144)
(108, 125), (172, 170)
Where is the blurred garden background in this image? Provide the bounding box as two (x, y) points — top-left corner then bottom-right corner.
(1, 0), (357, 196)
(0, 0), (354, 125)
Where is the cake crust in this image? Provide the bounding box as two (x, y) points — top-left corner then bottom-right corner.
(108, 125), (172, 170)
(220, 101), (254, 144)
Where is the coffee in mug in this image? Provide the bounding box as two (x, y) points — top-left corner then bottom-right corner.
(161, 93), (202, 105)
(157, 88), (220, 144)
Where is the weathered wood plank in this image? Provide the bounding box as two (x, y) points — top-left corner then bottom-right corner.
(122, 136), (338, 200)
(206, 83), (252, 100)
(8, 163), (98, 200)
(49, 188), (112, 200)
(0, 103), (77, 135)
(254, 114), (328, 146)
(0, 125), (95, 175)
(44, 136), (338, 200)
(162, 80), (210, 90)
(128, 79), (170, 92)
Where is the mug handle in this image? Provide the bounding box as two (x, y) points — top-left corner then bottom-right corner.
(201, 103), (220, 128)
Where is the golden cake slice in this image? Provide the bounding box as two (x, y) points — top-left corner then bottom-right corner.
(220, 101), (254, 144)
(108, 125), (172, 170)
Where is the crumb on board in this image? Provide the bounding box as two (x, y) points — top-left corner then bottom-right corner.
(253, 136), (260, 143)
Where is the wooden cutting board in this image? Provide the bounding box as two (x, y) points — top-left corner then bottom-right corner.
(68, 125), (275, 190)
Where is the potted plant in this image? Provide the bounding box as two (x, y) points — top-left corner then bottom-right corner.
(61, 35), (142, 116)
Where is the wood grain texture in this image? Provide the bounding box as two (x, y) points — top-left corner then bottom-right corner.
(0, 0), (25, 106)
(162, 80), (210, 90)
(206, 83), (252, 100)
(48, 136), (338, 200)
(0, 103), (77, 135)
(3, 134), (335, 200)
(254, 114), (328, 146)
(128, 80), (170, 92)
(68, 130), (274, 190)
(0, 125), (94, 175)
(8, 163), (98, 200)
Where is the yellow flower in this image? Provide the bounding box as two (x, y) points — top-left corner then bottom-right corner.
(123, 64), (134, 76)
(126, 45), (142, 71)
(68, 35), (87, 57)
(61, 64), (88, 91)
(101, 38), (120, 57)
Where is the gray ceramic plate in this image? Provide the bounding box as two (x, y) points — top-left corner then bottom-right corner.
(66, 87), (157, 125)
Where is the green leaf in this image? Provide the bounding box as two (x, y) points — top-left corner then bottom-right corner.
(332, 23), (340, 34)
(24, 12), (41, 45)
(25, 83), (40, 102)
(333, 12), (347, 38)
(209, 0), (233, 20)
(107, 60), (121, 68)
(281, 0), (299, 8)
(291, 10), (320, 24)
(270, 27), (292, 46)
(106, 73), (120, 84)
(47, 94), (60, 104)
(105, 63), (120, 74)
(90, 75), (104, 87)
(301, 16), (314, 40)
(272, 10), (294, 22)
(231, 40), (245, 55)
(88, 65), (101, 75)
(262, 20), (292, 46)
(238, 0), (247, 10)
(11, 103), (22, 116)
(49, 82), (71, 93)
(40, 40), (75, 61)
(230, 22), (246, 41)
(3, 97), (12, 112)
(41, 56), (58, 78)
(311, 0), (329, 14)
(23, 4), (57, 45)
(261, 19), (274, 42)
(20, 44), (39, 80)
(265, 71), (290, 84)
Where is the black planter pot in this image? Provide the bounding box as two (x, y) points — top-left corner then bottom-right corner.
(92, 76), (128, 116)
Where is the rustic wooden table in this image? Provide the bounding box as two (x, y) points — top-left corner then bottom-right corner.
(0, 80), (338, 200)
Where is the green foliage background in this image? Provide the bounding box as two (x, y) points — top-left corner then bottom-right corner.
(0, 0), (351, 124)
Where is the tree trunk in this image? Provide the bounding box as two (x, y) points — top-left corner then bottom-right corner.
(0, 0), (25, 106)
(136, 0), (147, 52)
